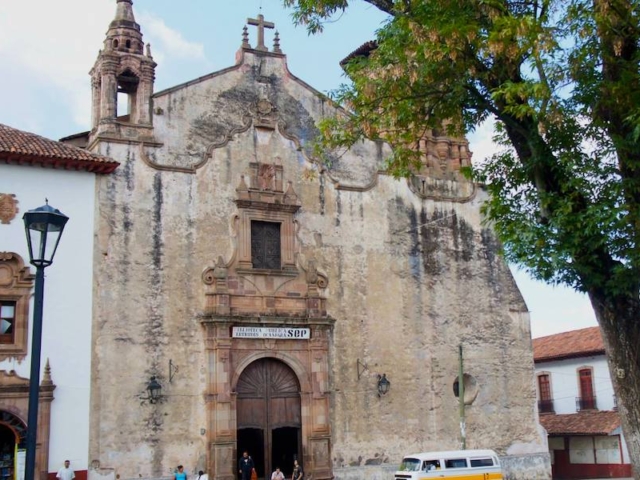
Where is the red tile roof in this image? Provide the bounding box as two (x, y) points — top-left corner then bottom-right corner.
(0, 123), (118, 174)
(540, 410), (620, 436)
(340, 41), (378, 67)
(533, 327), (604, 363)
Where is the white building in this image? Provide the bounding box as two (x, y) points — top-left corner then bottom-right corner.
(533, 327), (633, 479)
(0, 123), (118, 479)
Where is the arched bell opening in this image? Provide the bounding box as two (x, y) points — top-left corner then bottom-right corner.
(116, 68), (140, 121)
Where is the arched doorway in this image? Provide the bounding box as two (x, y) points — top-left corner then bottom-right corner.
(0, 411), (26, 479)
(236, 358), (301, 479)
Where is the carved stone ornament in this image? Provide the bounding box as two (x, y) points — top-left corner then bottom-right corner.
(257, 99), (273, 115)
(0, 194), (18, 224)
(253, 98), (278, 129)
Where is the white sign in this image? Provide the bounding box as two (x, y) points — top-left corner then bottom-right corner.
(15, 449), (25, 480)
(232, 327), (310, 339)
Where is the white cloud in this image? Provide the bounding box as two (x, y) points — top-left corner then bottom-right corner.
(138, 12), (207, 61)
(0, 0), (113, 134)
(0, 1), (208, 136)
(468, 117), (500, 166)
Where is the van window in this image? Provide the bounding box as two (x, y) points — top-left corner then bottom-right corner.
(445, 459), (468, 469)
(470, 458), (494, 467)
(399, 458), (421, 472)
(422, 461), (441, 471)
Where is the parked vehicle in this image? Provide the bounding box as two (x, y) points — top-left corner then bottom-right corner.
(394, 449), (502, 480)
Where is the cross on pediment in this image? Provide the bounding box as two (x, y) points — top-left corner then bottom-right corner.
(247, 14), (275, 52)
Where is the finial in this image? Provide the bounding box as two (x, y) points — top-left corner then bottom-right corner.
(146, 43), (152, 58)
(273, 31), (282, 54)
(114, 0), (136, 22)
(242, 25), (250, 49)
(41, 358), (53, 386)
(237, 175), (249, 191)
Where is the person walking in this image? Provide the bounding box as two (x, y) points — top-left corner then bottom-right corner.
(239, 451), (255, 480)
(56, 460), (75, 480)
(291, 460), (303, 480)
(174, 465), (187, 480)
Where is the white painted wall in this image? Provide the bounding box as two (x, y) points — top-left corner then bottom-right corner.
(535, 355), (615, 414)
(0, 163), (96, 473)
(535, 353), (631, 464)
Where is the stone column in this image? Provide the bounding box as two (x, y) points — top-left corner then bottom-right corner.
(206, 322), (236, 480)
(139, 62), (156, 125)
(99, 60), (118, 124)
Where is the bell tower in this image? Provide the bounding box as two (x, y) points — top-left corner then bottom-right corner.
(90, 0), (156, 139)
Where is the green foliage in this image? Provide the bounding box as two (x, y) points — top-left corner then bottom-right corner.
(284, 0), (640, 301)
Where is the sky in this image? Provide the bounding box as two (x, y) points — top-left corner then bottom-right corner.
(0, 0), (598, 338)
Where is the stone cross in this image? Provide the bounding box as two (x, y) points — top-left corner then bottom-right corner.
(247, 14), (275, 52)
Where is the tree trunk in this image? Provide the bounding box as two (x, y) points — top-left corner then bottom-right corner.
(588, 288), (640, 478)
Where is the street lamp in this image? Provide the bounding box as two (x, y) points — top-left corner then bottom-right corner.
(23, 201), (68, 480)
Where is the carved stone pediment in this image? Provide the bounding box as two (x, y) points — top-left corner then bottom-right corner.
(0, 370), (29, 388)
(202, 161), (329, 319)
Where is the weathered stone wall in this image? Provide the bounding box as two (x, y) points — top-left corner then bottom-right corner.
(88, 48), (549, 479)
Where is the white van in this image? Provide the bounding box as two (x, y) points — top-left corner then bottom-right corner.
(394, 449), (502, 480)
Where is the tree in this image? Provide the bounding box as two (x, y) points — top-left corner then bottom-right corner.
(284, 0), (640, 473)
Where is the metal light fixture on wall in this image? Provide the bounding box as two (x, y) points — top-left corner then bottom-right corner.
(169, 359), (178, 383)
(23, 201), (69, 480)
(141, 376), (163, 404)
(377, 373), (390, 397)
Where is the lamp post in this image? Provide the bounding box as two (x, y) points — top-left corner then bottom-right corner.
(23, 201), (68, 480)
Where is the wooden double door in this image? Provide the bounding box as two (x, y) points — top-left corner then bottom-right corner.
(237, 359), (302, 479)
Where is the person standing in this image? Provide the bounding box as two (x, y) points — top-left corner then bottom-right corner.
(56, 460), (75, 480)
(271, 467), (285, 480)
(174, 465), (187, 480)
(239, 451), (255, 480)
(291, 460), (303, 480)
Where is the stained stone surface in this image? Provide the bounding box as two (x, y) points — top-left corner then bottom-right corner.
(86, 45), (550, 480)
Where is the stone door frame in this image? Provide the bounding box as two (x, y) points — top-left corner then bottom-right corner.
(0, 369), (55, 480)
(202, 317), (333, 480)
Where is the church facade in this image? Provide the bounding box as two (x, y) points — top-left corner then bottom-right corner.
(73, 1), (550, 479)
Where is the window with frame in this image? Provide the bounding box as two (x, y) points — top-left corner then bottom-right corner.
(251, 221), (281, 270)
(0, 300), (17, 344)
(578, 368), (596, 410)
(470, 458), (494, 467)
(537, 373), (554, 413)
(234, 162), (300, 274)
(445, 459), (468, 469)
(0, 252), (34, 358)
(538, 374), (551, 401)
